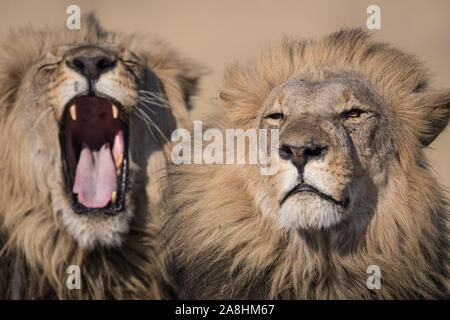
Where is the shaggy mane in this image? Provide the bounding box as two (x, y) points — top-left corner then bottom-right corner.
(165, 29), (449, 299)
(0, 14), (205, 299)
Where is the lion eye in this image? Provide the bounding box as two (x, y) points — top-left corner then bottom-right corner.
(122, 59), (140, 66)
(265, 113), (284, 120)
(342, 109), (364, 119)
(35, 63), (59, 85)
(264, 112), (284, 125)
(37, 63), (58, 74)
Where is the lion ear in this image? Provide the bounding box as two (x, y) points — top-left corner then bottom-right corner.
(418, 90), (450, 147)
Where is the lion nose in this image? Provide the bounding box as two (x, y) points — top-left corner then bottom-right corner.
(279, 142), (328, 170)
(70, 55), (116, 80)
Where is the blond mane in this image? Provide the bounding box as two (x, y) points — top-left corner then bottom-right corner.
(0, 15), (204, 299)
(165, 29), (449, 299)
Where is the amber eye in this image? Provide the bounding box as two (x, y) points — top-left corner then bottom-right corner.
(342, 109), (364, 119)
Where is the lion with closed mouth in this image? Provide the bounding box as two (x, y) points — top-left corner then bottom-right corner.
(0, 15), (205, 299)
(164, 29), (449, 299)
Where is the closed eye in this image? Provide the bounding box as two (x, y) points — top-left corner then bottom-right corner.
(36, 62), (60, 73)
(121, 59), (141, 67)
(34, 61), (61, 83)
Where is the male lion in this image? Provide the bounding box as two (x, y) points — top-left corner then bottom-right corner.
(0, 15), (204, 299)
(164, 29), (449, 299)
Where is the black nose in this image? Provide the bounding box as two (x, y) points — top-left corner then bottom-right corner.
(279, 142), (328, 171)
(70, 55), (116, 80)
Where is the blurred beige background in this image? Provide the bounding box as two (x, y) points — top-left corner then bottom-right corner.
(1, 0), (449, 188)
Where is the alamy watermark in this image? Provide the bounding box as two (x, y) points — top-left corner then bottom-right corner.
(66, 5), (81, 30)
(366, 5), (381, 30)
(170, 121), (280, 175)
(366, 265), (381, 290)
(66, 265), (81, 290)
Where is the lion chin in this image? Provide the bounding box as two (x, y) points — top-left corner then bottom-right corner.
(53, 191), (133, 249)
(279, 194), (343, 230)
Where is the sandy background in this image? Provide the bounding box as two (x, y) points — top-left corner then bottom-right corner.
(1, 0), (449, 188)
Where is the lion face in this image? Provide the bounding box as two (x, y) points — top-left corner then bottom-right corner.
(31, 43), (150, 248)
(259, 74), (393, 230)
(0, 16), (203, 257)
(2, 34), (183, 249)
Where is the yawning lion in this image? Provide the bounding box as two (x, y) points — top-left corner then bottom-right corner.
(0, 15), (204, 299)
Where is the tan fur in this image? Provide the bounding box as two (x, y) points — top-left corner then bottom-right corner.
(0, 15), (205, 299)
(164, 29), (449, 299)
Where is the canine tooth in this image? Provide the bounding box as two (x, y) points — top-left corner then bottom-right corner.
(69, 105), (77, 120)
(111, 191), (117, 204)
(115, 154), (123, 169)
(112, 105), (119, 119)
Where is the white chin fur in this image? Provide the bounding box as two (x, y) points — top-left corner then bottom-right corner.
(60, 208), (132, 250)
(279, 193), (343, 230)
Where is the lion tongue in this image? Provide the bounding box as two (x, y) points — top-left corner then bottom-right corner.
(73, 143), (117, 208)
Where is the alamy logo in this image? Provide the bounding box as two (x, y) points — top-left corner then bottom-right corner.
(366, 265), (381, 290)
(66, 265), (81, 290)
(366, 5), (381, 30)
(171, 121), (280, 175)
(66, 5), (81, 30)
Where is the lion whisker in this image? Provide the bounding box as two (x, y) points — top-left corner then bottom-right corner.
(137, 101), (157, 115)
(138, 91), (171, 110)
(138, 98), (170, 110)
(134, 107), (169, 143)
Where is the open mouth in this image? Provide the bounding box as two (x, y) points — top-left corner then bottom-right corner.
(60, 96), (128, 214)
(283, 183), (349, 207)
